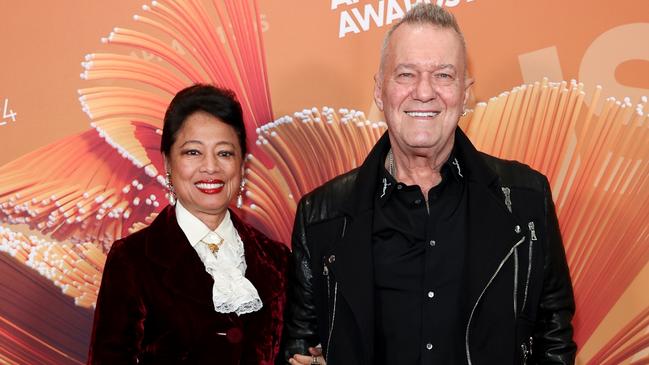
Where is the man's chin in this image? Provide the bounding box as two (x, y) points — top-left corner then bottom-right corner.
(404, 136), (441, 149)
(397, 134), (455, 155)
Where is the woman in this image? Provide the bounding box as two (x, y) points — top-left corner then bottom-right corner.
(88, 84), (290, 364)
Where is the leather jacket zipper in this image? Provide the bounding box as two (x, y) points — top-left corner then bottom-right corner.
(325, 282), (338, 359)
(514, 246), (519, 317)
(323, 259), (331, 323)
(324, 217), (347, 359)
(465, 236), (526, 365)
(522, 222), (537, 311)
(322, 260), (338, 359)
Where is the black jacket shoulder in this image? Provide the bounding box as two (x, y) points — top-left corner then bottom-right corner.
(480, 152), (548, 192)
(298, 168), (360, 224)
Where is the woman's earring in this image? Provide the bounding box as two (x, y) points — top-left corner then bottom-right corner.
(461, 109), (468, 117)
(165, 171), (176, 205)
(236, 178), (245, 208)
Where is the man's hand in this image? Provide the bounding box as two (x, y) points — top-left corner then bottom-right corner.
(289, 347), (326, 365)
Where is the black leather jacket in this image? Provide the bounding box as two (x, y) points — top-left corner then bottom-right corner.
(279, 130), (576, 364)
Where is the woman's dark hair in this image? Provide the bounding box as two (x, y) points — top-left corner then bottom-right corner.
(160, 84), (247, 157)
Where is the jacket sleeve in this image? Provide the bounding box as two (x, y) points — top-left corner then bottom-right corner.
(534, 177), (577, 364)
(277, 198), (321, 364)
(87, 241), (145, 365)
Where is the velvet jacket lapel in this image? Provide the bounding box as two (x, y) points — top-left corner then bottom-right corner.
(144, 206), (214, 305)
(327, 130), (527, 362)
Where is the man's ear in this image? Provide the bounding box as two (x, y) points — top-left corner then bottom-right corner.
(373, 73), (384, 111)
(463, 76), (475, 104)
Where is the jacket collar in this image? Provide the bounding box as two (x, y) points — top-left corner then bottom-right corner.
(341, 128), (500, 216)
(339, 132), (390, 216)
(453, 128), (499, 187)
(144, 206), (282, 306)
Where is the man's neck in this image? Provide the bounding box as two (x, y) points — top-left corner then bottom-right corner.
(387, 140), (453, 197)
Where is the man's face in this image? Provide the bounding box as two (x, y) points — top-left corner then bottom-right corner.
(374, 24), (473, 156)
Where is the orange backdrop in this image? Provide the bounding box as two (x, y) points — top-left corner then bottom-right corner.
(1, 1), (647, 364)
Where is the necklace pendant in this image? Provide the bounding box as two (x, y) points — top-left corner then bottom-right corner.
(207, 243), (220, 253)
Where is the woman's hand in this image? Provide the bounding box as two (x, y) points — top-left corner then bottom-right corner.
(288, 347), (326, 365)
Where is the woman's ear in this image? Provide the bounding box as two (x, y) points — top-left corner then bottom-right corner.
(163, 155), (170, 174)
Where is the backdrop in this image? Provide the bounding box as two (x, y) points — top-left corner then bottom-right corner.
(1, 1), (648, 364)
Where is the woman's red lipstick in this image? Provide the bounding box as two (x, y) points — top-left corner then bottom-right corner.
(194, 179), (225, 194)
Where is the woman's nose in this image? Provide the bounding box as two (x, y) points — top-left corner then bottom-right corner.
(200, 154), (220, 173)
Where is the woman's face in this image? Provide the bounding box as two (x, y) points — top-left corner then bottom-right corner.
(165, 111), (243, 229)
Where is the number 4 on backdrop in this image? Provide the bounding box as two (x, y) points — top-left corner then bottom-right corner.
(1, 98), (17, 126)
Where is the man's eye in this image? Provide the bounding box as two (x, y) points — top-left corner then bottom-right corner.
(436, 73), (453, 79)
(398, 72), (414, 78)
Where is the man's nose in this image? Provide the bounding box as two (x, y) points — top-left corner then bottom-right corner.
(412, 75), (437, 102)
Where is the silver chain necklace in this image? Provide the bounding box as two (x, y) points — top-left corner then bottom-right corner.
(387, 148), (396, 177)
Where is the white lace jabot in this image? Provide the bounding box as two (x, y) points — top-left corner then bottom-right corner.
(175, 201), (263, 315)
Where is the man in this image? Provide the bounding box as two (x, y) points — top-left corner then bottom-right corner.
(280, 4), (576, 365)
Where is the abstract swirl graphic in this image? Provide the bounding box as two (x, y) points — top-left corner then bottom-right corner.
(0, 1), (647, 364)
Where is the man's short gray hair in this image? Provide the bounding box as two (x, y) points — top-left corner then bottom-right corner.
(379, 3), (467, 73)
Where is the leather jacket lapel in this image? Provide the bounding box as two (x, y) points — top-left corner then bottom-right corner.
(328, 210), (375, 363)
(454, 128), (526, 307)
(464, 182), (525, 310)
(325, 134), (389, 363)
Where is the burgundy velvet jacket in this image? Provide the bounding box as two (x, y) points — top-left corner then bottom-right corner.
(88, 205), (290, 365)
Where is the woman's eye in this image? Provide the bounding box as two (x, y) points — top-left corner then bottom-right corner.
(184, 149), (200, 156)
(218, 151), (234, 157)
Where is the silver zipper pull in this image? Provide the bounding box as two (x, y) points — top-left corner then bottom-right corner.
(528, 222), (537, 241)
(502, 187), (512, 212)
(323, 256), (329, 276)
(521, 342), (529, 365)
